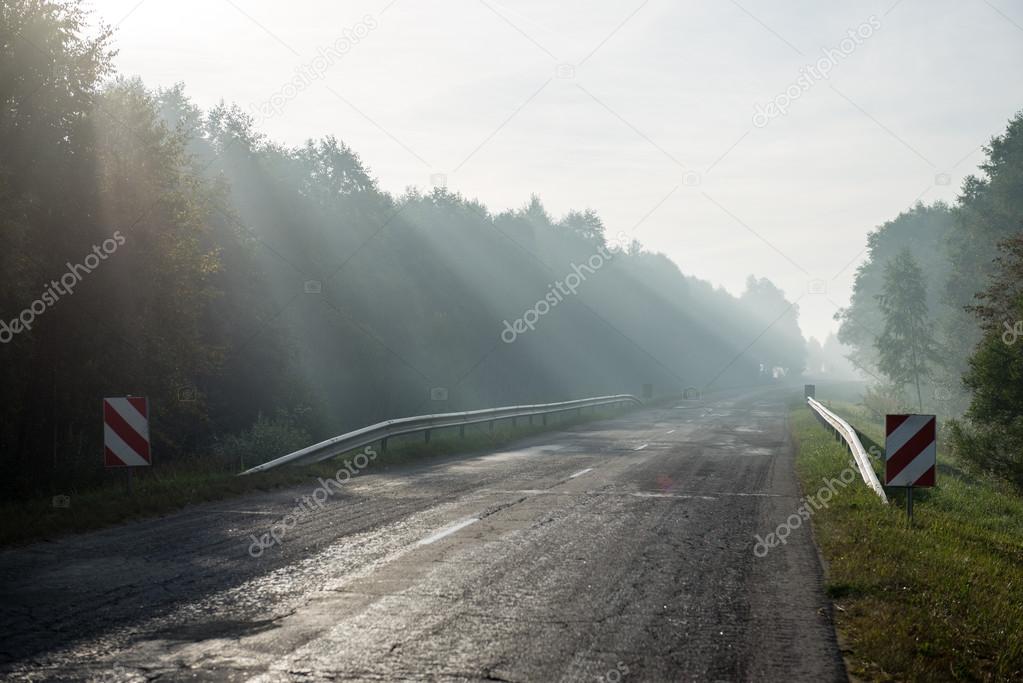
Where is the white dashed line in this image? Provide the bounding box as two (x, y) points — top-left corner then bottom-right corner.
(209, 509), (280, 515)
(634, 444), (648, 451)
(666, 429), (675, 434)
(569, 467), (593, 479)
(631, 492), (716, 500)
(417, 518), (479, 546)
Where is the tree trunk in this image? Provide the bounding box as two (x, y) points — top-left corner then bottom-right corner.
(911, 341), (923, 412)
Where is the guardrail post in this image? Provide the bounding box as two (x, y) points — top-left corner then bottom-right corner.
(488, 420), (494, 433)
(528, 415), (533, 426)
(381, 437), (388, 453)
(542, 414), (547, 426)
(424, 429), (431, 443)
(511, 416), (516, 428)
(459, 424), (465, 438)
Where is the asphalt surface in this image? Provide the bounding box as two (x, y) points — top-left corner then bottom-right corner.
(0, 387), (846, 682)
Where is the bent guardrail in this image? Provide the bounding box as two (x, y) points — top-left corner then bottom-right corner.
(240, 394), (642, 475)
(807, 397), (888, 502)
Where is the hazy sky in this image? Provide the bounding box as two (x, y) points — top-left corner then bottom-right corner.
(85, 0), (1023, 341)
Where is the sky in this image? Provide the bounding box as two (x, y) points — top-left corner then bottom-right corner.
(84, 0), (1023, 341)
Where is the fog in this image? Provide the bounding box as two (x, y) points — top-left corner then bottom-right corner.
(85, 0), (1023, 341)
(4, 0), (1023, 491)
(5, 3), (1023, 679)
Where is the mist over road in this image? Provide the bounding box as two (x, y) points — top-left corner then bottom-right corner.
(0, 388), (844, 681)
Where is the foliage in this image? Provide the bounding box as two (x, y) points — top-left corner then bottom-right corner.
(948, 418), (1023, 491)
(804, 333), (859, 378)
(874, 249), (940, 410)
(740, 275), (807, 377)
(944, 111), (1023, 385)
(860, 381), (907, 420)
(0, 0), (808, 501)
(835, 202), (955, 382)
(944, 113), (1023, 488)
(950, 233), (1023, 488)
(836, 109), (1023, 432)
(0, 1), (299, 498)
(212, 410), (312, 471)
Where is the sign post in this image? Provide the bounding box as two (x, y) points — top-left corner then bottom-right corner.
(103, 397), (152, 493)
(884, 414), (936, 524)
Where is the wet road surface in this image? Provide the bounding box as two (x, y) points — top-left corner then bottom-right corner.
(0, 387), (846, 681)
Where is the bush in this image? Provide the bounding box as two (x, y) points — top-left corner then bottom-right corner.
(861, 382), (907, 420)
(212, 410), (312, 470)
(948, 418), (1023, 491)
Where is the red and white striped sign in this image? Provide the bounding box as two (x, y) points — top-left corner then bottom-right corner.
(884, 414), (935, 487)
(103, 397), (151, 468)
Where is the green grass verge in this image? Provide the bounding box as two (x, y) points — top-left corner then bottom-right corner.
(0, 407), (623, 548)
(790, 401), (1023, 681)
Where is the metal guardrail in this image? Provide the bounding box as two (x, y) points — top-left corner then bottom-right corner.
(807, 397), (887, 502)
(240, 394), (642, 475)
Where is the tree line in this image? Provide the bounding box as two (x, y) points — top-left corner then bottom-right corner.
(836, 111), (1023, 488)
(0, 0), (807, 499)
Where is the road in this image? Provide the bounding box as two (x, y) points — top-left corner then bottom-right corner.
(0, 387), (846, 682)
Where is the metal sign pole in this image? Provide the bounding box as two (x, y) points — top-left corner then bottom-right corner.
(906, 486), (913, 524)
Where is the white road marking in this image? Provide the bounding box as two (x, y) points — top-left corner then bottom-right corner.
(709, 491), (784, 497)
(569, 467), (593, 478)
(486, 489), (782, 499)
(208, 509), (280, 515)
(666, 429), (675, 434)
(417, 518), (479, 546)
(631, 492), (716, 500)
(634, 444), (648, 450)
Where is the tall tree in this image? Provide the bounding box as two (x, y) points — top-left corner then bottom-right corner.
(943, 111), (1023, 388)
(557, 209), (606, 247)
(835, 202), (954, 381)
(875, 249), (938, 411)
(740, 276), (807, 377)
(949, 233), (1023, 489)
(0, 0), (812, 498)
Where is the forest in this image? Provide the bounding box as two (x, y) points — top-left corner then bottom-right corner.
(4, 0), (1022, 500)
(835, 111), (1023, 488)
(0, 1), (807, 499)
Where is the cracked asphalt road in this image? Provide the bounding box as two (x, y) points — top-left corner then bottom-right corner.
(0, 387), (846, 682)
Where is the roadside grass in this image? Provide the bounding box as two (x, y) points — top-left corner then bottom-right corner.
(790, 402), (1023, 681)
(0, 407), (624, 548)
